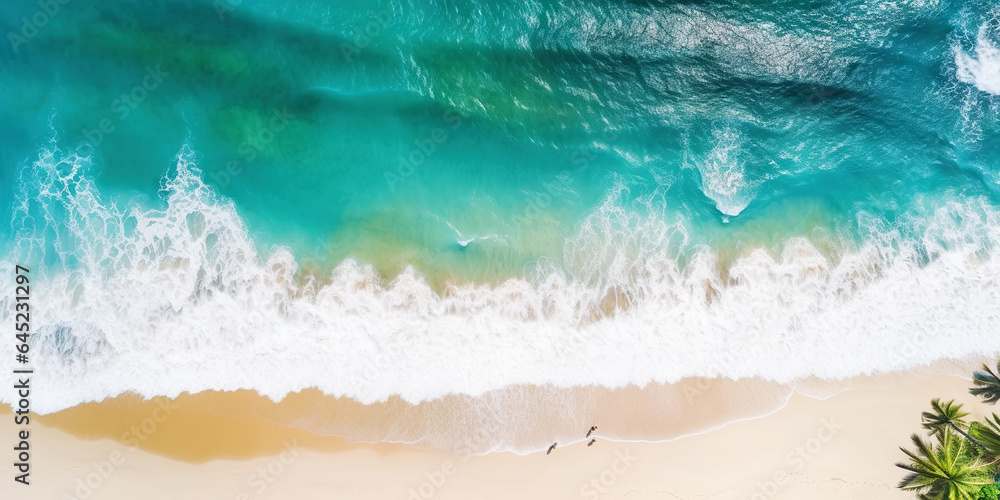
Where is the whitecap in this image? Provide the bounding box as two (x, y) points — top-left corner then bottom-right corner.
(691, 127), (760, 217)
(954, 19), (1000, 95)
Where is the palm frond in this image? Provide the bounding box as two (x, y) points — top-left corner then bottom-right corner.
(896, 432), (994, 500)
(971, 362), (1000, 405)
(970, 413), (1000, 458)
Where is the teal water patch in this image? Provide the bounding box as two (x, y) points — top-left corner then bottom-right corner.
(2, 0), (999, 283)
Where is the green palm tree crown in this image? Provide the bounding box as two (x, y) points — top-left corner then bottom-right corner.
(921, 399), (992, 455)
(896, 433), (995, 500)
(922, 399), (973, 441)
(971, 363), (1000, 406)
(969, 413), (1000, 459)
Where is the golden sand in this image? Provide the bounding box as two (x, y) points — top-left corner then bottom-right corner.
(18, 374), (800, 465)
(24, 390), (401, 463)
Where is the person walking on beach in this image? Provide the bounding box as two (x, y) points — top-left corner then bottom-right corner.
(587, 439), (596, 446)
(546, 442), (557, 455)
(586, 425), (598, 438)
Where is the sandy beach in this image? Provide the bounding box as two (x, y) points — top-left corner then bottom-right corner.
(2, 373), (987, 499)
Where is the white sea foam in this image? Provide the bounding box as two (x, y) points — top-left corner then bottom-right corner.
(954, 16), (1000, 95)
(3, 144), (1000, 432)
(442, 219), (506, 247)
(690, 126), (759, 217)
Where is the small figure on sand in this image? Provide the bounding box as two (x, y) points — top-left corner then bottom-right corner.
(546, 442), (558, 455)
(587, 438), (596, 447)
(586, 425), (598, 438)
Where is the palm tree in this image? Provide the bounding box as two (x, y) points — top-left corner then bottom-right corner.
(897, 433), (995, 500)
(922, 399), (989, 452)
(971, 362), (1000, 405)
(969, 413), (1000, 459)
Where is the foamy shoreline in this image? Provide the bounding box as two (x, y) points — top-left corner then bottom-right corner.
(7, 147), (1000, 420)
(2, 371), (988, 499)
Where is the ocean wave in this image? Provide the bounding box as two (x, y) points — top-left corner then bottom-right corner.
(2, 143), (1000, 424)
(687, 126), (759, 217)
(954, 11), (1000, 95)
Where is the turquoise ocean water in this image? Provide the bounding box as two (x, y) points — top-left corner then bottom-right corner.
(2, 0), (1000, 451)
